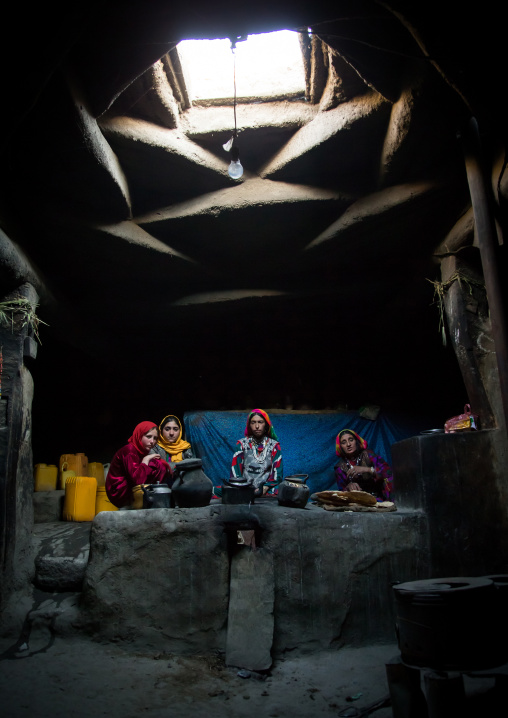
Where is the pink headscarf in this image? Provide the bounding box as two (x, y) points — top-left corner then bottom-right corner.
(128, 421), (158, 455)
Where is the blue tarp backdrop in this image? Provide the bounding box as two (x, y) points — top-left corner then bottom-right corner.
(184, 410), (427, 495)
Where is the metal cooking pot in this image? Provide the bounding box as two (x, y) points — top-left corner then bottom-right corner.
(141, 483), (172, 509)
(222, 475), (256, 504)
(277, 474), (310, 509)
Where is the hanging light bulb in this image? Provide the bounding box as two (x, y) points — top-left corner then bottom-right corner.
(222, 37), (245, 180)
(228, 143), (243, 179)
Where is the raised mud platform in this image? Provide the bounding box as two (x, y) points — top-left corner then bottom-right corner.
(79, 502), (427, 656)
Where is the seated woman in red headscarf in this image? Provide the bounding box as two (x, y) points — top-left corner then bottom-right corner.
(229, 409), (283, 497)
(334, 428), (393, 500)
(106, 421), (170, 508)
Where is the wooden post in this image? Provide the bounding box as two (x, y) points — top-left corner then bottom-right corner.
(462, 118), (508, 431)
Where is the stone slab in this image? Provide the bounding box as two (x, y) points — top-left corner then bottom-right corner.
(32, 521), (92, 591)
(81, 507), (230, 653)
(226, 547), (274, 670)
(33, 490), (65, 523)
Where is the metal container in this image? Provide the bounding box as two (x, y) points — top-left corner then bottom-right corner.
(222, 474), (256, 504)
(277, 474), (310, 509)
(141, 483), (172, 509)
(393, 576), (502, 670)
(222, 484), (256, 505)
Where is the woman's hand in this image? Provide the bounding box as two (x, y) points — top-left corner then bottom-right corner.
(345, 481), (362, 492)
(142, 454), (160, 465)
(346, 465), (374, 480)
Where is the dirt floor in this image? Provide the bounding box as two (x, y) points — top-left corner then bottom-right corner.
(0, 592), (502, 718)
(0, 624), (398, 718)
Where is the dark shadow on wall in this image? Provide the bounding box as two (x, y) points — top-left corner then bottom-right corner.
(30, 287), (467, 467)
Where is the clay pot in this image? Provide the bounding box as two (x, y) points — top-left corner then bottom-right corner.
(277, 474), (310, 509)
(171, 458), (213, 508)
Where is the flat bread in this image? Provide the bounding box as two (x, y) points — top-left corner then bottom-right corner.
(313, 490), (377, 507)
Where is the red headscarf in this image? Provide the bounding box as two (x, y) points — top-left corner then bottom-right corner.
(128, 421), (158, 455)
(335, 429), (368, 458)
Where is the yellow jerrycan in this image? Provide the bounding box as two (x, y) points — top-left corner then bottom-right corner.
(59, 453), (89, 476)
(63, 476), (97, 521)
(88, 462), (105, 486)
(59, 468), (76, 490)
(95, 486), (118, 515)
(34, 464), (58, 491)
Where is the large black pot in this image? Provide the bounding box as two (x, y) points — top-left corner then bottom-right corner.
(171, 458), (213, 508)
(393, 576), (505, 670)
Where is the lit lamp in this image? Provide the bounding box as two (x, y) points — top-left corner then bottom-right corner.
(223, 36), (245, 180)
(223, 135), (243, 179)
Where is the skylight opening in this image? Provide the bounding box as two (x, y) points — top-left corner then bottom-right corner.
(177, 30), (306, 103)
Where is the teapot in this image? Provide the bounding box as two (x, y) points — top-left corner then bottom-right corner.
(141, 483), (172, 509)
(277, 474), (310, 509)
(222, 475), (256, 505)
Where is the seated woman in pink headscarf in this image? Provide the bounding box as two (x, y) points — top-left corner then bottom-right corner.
(229, 409), (283, 497)
(334, 428), (393, 500)
(106, 421), (170, 508)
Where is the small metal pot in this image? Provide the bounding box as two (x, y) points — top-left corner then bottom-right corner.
(141, 483), (172, 509)
(222, 484), (256, 505)
(277, 474), (310, 509)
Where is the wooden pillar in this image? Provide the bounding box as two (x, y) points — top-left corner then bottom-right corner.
(0, 283), (38, 629)
(440, 254), (496, 428)
(462, 118), (508, 431)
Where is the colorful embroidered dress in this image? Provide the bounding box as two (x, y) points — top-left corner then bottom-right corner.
(228, 408), (283, 494)
(334, 429), (393, 500)
(230, 436), (283, 492)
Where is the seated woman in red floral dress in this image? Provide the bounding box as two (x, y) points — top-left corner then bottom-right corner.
(334, 428), (393, 500)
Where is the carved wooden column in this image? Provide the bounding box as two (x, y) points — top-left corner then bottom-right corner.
(461, 118), (508, 431)
(440, 253), (496, 428)
(0, 283), (38, 629)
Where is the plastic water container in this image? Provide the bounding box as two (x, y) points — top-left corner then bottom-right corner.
(59, 453), (88, 477)
(132, 485), (145, 510)
(34, 464), (58, 491)
(88, 462), (105, 486)
(95, 486), (118, 515)
(59, 469), (76, 490)
(63, 476), (97, 521)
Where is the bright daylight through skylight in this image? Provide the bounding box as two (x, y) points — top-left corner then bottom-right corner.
(177, 30), (306, 102)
